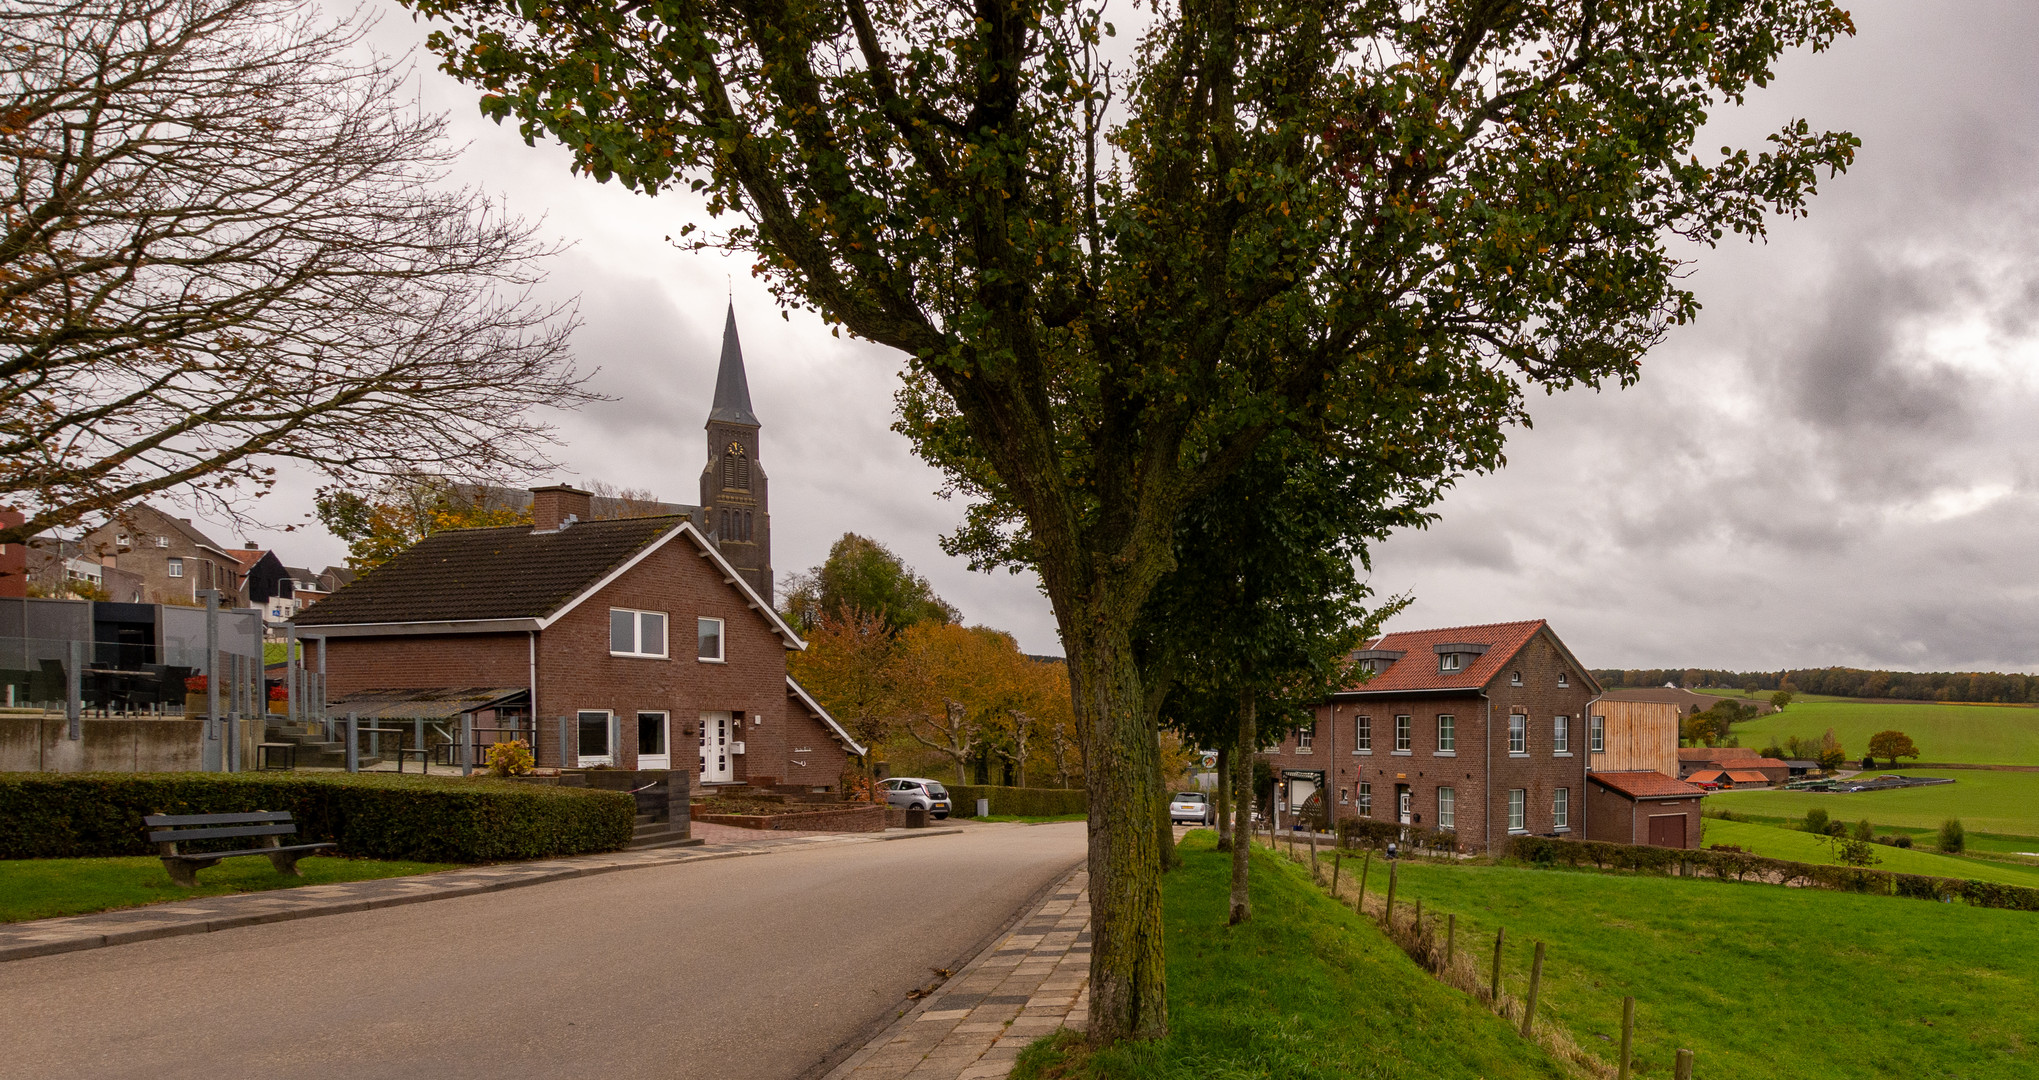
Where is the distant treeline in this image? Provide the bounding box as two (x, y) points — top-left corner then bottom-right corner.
(1590, 667), (2039, 705)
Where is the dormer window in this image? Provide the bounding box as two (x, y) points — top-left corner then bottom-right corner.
(1353, 649), (1404, 677)
(1439, 653), (1462, 672)
(1431, 642), (1489, 675)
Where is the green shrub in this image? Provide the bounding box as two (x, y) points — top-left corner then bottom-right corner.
(1939, 818), (1966, 854)
(1804, 807), (1830, 834)
(0, 772), (633, 862)
(1852, 819), (1874, 842)
(945, 784), (1086, 818)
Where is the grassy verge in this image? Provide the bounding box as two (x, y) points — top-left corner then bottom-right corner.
(1012, 833), (1570, 1080)
(1707, 769), (2039, 837)
(1385, 859), (2039, 1080)
(1, 854), (458, 922)
(1700, 818), (2039, 886)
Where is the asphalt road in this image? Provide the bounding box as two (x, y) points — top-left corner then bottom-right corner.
(0, 822), (1087, 1080)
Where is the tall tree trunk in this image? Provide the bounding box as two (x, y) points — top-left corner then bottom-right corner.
(1229, 688), (1256, 925)
(1073, 620), (1168, 1043)
(1215, 743), (1232, 852)
(1156, 717), (1180, 872)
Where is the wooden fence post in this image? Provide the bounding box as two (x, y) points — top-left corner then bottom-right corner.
(1385, 860), (1399, 925)
(1674, 1048), (1693, 1080)
(1309, 827), (1319, 881)
(1332, 851), (1343, 894)
(1358, 850), (1373, 909)
(1491, 927), (1505, 1005)
(1521, 940), (1546, 1036)
(1618, 996), (1636, 1080)
(1446, 913), (1456, 966)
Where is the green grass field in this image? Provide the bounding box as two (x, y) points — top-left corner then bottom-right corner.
(1708, 769), (2039, 840)
(1699, 818), (2039, 886)
(0, 854), (458, 922)
(1726, 699), (2039, 765)
(1390, 859), (2039, 1080)
(1014, 834), (1569, 1080)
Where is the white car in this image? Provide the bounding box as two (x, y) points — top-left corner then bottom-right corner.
(882, 777), (952, 819)
(1169, 791), (1213, 826)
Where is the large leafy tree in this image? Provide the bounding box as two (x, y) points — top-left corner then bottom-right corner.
(405, 0), (1855, 1040)
(780, 532), (961, 634)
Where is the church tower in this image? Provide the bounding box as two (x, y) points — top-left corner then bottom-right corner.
(700, 303), (772, 602)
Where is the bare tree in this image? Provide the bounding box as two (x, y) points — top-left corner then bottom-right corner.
(0, 0), (590, 545)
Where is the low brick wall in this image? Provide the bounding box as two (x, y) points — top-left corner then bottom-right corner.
(696, 803), (888, 832)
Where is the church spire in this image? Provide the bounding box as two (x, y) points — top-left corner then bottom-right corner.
(708, 302), (759, 427)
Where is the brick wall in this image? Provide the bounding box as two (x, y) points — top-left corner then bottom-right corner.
(324, 633), (529, 696)
(1484, 631), (1594, 850)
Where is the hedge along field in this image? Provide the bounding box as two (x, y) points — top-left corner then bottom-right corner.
(1700, 818), (2039, 887)
(0, 773), (635, 863)
(1730, 699), (2039, 765)
(1389, 859), (2039, 1080)
(944, 785), (1085, 818)
(1708, 769), (2039, 839)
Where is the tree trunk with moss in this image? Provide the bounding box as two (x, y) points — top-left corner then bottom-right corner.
(1230, 689), (1256, 925)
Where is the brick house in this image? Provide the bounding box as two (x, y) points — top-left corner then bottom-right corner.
(1584, 771), (1706, 848)
(78, 504), (244, 606)
(292, 306), (860, 789)
(1262, 619), (1600, 853)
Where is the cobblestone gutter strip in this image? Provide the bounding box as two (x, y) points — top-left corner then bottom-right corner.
(0, 827), (963, 964)
(825, 867), (1090, 1080)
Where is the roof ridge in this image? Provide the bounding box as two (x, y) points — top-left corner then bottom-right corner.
(1377, 618), (1547, 639)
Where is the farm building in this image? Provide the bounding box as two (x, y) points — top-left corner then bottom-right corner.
(1584, 771), (1707, 848)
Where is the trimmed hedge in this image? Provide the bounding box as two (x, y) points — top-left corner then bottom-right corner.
(946, 784), (1086, 818)
(1508, 835), (2039, 912)
(0, 772), (634, 862)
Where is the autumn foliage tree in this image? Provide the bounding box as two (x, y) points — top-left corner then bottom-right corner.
(406, 0), (1857, 1040)
(1867, 730), (1920, 769)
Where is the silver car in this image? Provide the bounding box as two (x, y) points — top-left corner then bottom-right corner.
(1169, 791), (1213, 825)
(883, 777), (952, 819)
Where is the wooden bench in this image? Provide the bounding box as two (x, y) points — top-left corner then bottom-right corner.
(143, 811), (335, 888)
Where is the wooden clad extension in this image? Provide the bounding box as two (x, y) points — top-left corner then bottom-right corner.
(1589, 699), (1679, 777)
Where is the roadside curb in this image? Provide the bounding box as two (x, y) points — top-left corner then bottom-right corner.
(0, 826), (966, 965)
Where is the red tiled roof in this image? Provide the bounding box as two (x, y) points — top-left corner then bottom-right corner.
(1678, 746), (1763, 762)
(1683, 769), (1727, 784)
(1725, 770), (1772, 783)
(1741, 757), (1788, 770)
(1337, 620), (1550, 693)
(1590, 771), (1707, 799)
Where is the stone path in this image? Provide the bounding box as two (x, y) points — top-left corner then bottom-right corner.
(0, 826), (961, 964)
(826, 867), (1090, 1080)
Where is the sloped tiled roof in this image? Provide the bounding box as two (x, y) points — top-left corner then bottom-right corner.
(1725, 770), (1773, 783)
(296, 516), (688, 626)
(1590, 771), (1706, 799)
(1679, 746), (1763, 762)
(1685, 770), (1727, 784)
(1334, 620), (1570, 694)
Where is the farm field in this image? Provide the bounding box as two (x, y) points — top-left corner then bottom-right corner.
(1389, 859), (2039, 1080)
(1726, 699), (2039, 765)
(1708, 769), (2039, 839)
(1699, 818), (2039, 887)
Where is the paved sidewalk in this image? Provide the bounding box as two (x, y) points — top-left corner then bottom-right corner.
(827, 867), (1090, 1080)
(0, 826), (961, 964)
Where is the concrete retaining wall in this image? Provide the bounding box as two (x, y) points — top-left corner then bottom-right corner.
(0, 715), (209, 772)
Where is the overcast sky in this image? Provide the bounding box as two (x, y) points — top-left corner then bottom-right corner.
(218, 1), (2037, 672)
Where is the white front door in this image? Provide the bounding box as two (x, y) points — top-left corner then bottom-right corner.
(699, 710), (733, 783)
(637, 711), (669, 770)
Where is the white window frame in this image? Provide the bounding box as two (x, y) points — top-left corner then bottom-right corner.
(1356, 781), (1372, 817)
(1590, 715), (1606, 753)
(1511, 670), (1522, 686)
(1439, 652), (1462, 672)
(1438, 786), (1456, 830)
(608, 607), (669, 659)
(1393, 714), (1412, 754)
(155, 535), (169, 548)
(1296, 722), (1314, 752)
(1508, 788), (1526, 833)
(636, 710), (671, 768)
(166, 557), (184, 578)
(1553, 787), (1570, 831)
(1436, 714), (1456, 754)
(697, 616), (726, 662)
(1553, 715), (1570, 755)
(1353, 715), (1372, 753)
(1558, 671), (1570, 687)
(1508, 713), (1528, 755)
(576, 709), (615, 767)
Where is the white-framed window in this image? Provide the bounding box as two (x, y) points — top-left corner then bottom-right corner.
(1558, 671), (1570, 687)
(1437, 714), (1455, 753)
(1356, 782), (1372, 817)
(1508, 788), (1526, 833)
(576, 710), (614, 766)
(1553, 787), (1570, 830)
(1438, 786), (1456, 830)
(1354, 715), (1372, 753)
(608, 608), (668, 658)
(1590, 715), (1606, 753)
(166, 557), (184, 578)
(155, 535), (169, 548)
(1440, 653), (1462, 672)
(1554, 715), (1570, 755)
(1511, 670), (1523, 686)
(1509, 713), (1527, 754)
(1394, 714), (1412, 753)
(1297, 722), (1314, 751)
(697, 616), (725, 661)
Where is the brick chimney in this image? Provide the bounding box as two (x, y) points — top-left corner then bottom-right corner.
(530, 484), (593, 532)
